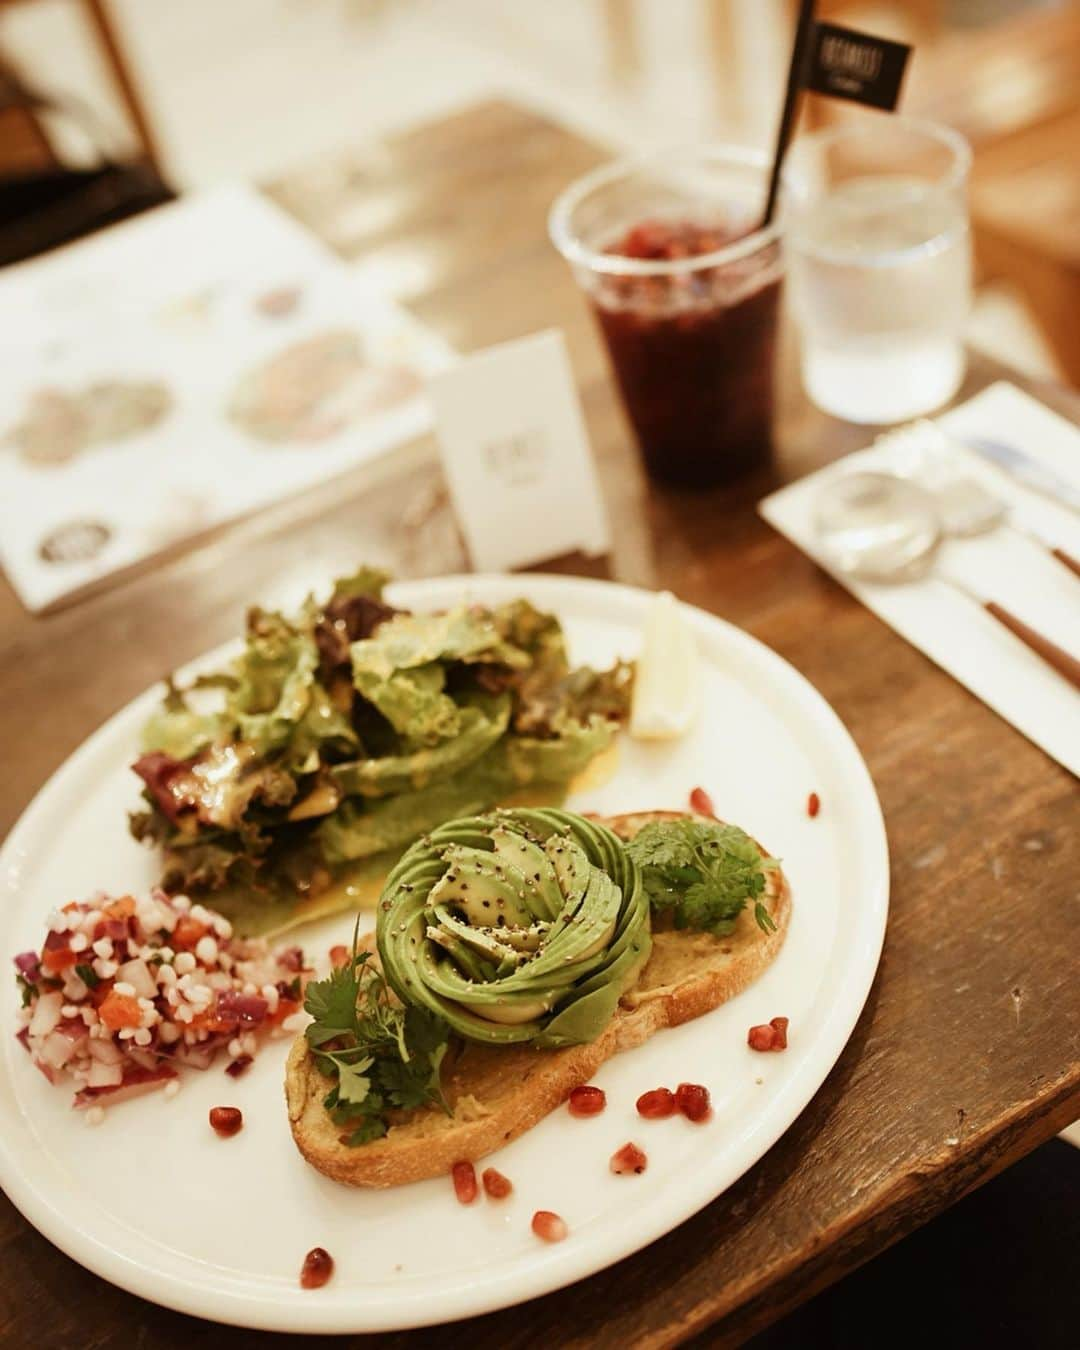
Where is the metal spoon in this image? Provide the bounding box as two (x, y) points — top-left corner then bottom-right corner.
(814, 470), (1080, 691)
(873, 420), (1080, 578)
(931, 473), (1080, 578)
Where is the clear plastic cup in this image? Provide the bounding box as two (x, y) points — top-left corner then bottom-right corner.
(549, 146), (783, 488)
(783, 118), (973, 424)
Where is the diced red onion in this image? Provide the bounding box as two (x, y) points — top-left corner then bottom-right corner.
(39, 1031), (79, 1070)
(277, 946), (304, 972)
(74, 1064), (176, 1108)
(14, 951), (40, 979)
(88, 1037), (124, 1065)
(29, 991), (62, 1038)
(215, 992), (268, 1024)
(33, 1058), (59, 1086)
(173, 1045), (214, 1071)
(87, 1059), (124, 1089)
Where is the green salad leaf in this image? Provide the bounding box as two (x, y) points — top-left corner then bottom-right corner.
(353, 606), (531, 679)
(351, 659), (461, 745)
(139, 679), (226, 760)
(625, 818), (778, 937)
(330, 566), (390, 603)
(227, 609), (320, 756)
(348, 606), (533, 746)
(132, 568), (633, 934)
(328, 693), (510, 799)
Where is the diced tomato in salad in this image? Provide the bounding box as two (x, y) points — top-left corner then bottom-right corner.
(98, 991), (142, 1031)
(172, 915), (209, 949)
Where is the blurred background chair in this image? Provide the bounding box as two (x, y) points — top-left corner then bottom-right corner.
(0, 52), (54, 175)
(0, 0), (158, 177)
(0, 29), (170, 264)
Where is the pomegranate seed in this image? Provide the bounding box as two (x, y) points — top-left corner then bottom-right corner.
(689, 786), (716, 817)
(610, 1142), (648, 1175)
(568, 1084), (606, 1117)
(531, 1210), (568, 1243)
(675, 1082), (711, 1122)
(636, 1087), (676, 1119)
(451, 1160), (478, 1204)
(748, 1023), (776, 1051)
(225, 1054), (253, 1078)
(807, 792), (821, 818)
(208, 1105), (243, 1136)
(299, 1246), (334, 1289)
(328, 944), (350, 969)
(482, 1167), (513, 1199)
(748, 1020), (789, 1052)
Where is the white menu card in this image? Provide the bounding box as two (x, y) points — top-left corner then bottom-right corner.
(429, 330), (610, 571)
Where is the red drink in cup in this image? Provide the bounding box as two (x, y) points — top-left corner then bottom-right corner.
(550, 148), (783, 488)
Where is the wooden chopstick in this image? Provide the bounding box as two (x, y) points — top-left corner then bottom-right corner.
(983, 600), (1080, 690)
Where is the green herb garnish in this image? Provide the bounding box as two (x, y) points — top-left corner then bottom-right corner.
(625, 819), (778, 937)
(304, 928), (449, 1146)
(75, 963), (101, 988)
(16, 975), (35, 1008)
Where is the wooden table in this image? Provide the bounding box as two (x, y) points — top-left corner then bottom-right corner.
(0, 101), (1077, 1350)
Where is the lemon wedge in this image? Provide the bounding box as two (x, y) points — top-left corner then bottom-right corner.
(630, 590), (700, 740)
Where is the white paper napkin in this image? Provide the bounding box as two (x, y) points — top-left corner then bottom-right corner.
(760, 382), (1080, 777)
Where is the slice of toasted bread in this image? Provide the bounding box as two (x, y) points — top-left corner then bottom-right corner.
(285, 811), (790, 1187)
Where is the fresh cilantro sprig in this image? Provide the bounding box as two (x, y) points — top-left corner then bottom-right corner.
(625, 819), (778, 937)
(304, 929), (449, 1147)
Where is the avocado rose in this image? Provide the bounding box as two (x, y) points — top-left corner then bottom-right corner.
(376, 808), (652, 1048)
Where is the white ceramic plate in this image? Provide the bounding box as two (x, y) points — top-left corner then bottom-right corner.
(0, 574), (888, 1333)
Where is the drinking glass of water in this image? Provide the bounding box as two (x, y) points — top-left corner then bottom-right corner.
(783, 118), (972, 424)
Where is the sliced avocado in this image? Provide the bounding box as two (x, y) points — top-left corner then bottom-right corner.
(427, 904), (533, 971)
(376, 808), (653, 1049)
(544, 833), (592, 909)
(490, 921), (548, 954)
(523, 869), (621, 975)
(427, 845), (534, 927)
(490, 826), (566, 921)
(423, 925), (499, 983)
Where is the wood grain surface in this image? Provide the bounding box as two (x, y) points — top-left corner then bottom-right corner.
(0, 101), (1077, 1350)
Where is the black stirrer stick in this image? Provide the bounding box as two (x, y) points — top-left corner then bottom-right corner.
(761, 0), (817, 227)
